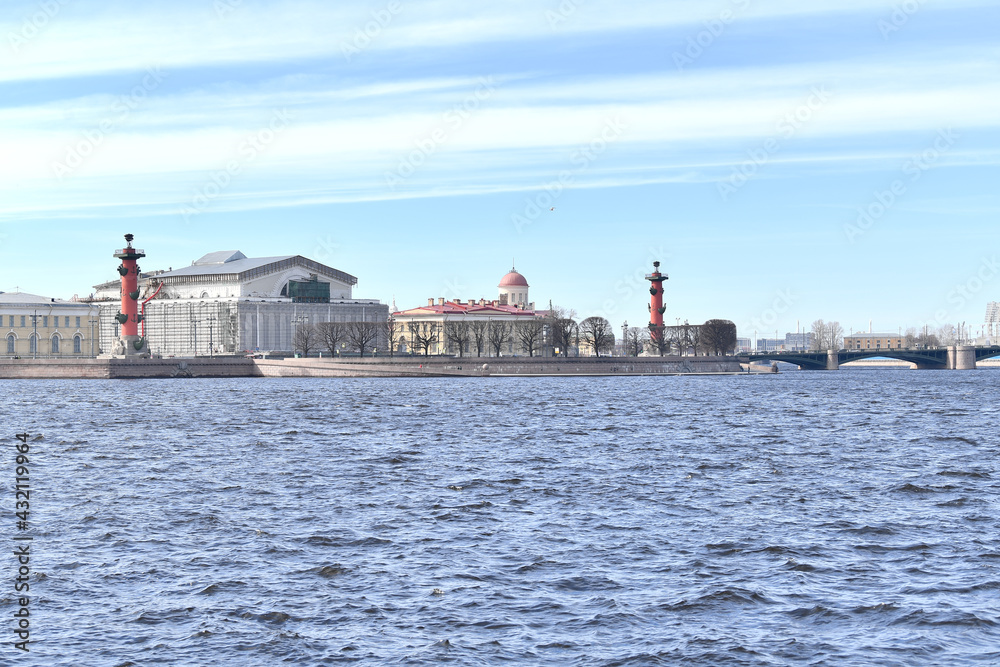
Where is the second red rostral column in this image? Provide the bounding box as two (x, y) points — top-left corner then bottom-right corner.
(646, 261), (668, 347)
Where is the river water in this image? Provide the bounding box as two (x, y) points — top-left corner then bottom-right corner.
(3, 370), (999, 665)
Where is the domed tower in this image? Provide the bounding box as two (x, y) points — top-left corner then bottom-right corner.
(498, 266), (529, 308)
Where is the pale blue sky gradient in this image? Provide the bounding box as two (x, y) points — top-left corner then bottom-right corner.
(1, 0), (998, 337)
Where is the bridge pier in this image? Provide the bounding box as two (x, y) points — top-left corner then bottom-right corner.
(826, 350), (839, 371)
(948, 345), (976, 370)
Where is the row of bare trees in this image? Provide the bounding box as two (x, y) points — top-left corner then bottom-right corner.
(293, 321), (385, 357)
(396, 306), (593, 357)
(810, 319), (844, 351)
(410, 320), (547, 357)
(294, 313), (739, 358)
(644, 319), (738, 356)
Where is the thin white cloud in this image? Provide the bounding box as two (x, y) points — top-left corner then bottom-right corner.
(1, 2), (997, 222)
(1, 0), (994, 83)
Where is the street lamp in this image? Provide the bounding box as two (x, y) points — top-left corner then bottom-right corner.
(32, 309), (37, 359)
(622, 320), (628, 357)
(88, 317), (99, 357)
(292, 315), (309, 358)
(208, 314), (216, 358)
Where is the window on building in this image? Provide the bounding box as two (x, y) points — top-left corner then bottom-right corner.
(29, 335), (37, 354)
(65, 316), (70, 327)
(7, 316), (12, 328)
(76, 316), (81, 328)
(6, 334), (13, 354)
(51, 335), (59, 353)
(74, 335), (82, 354)
(43, 316), (48, 327)
(20, 316), (25, 328)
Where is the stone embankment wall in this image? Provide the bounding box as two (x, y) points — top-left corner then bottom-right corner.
(0, 358), (255, 379)
(0, 356), (744, 379)
(252, 356), (743, 377)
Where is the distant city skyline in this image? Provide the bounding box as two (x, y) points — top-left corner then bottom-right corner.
(1, 0), (998, 337)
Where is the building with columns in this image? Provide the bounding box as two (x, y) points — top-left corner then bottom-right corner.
(1, 291), (100, 358)
(91, 250), (387, 356)
(393, 267), (559, 356)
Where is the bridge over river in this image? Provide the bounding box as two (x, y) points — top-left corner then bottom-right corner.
(742, 345), (1000, 370)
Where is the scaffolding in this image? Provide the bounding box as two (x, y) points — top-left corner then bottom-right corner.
(101, 299), (389, 356)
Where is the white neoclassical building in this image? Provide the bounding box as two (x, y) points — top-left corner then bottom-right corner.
(393, 267), (551, 356)
(92, 250), (387, 356)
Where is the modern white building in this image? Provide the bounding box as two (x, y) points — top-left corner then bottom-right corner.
(92, 250), (387, 356)
(1, 291), (100, 357)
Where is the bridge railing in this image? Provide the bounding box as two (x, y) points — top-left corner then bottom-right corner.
(746, 346), (957, 355)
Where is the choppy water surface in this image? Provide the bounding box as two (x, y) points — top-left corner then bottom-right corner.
(3, 370), (1000, 665)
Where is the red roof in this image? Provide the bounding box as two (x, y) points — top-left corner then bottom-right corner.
(498, 269), (529, 288)
(394, 300), (536, 317)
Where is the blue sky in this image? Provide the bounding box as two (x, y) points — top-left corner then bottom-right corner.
(1, 0), (998, 338)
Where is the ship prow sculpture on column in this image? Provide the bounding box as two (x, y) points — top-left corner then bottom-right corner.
(103, 233), (150, 358)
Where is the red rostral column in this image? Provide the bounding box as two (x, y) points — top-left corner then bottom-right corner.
(112, 233), (149, 356)
(646, 261), (668, 343)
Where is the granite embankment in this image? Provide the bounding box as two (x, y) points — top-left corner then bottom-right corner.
(0, 358), (254, 379)
(252, 355), (742, 377)
(0, 355), (743, 378)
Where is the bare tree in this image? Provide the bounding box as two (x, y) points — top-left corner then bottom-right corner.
(911, 325), (941, 348)
(515, 319), (545, 357)
(383, 317), (401, 357)
(579, 316), (614, 357)
(488, 320), (513, 357)
(317, 321), (348, 357)
(937, 324), (956, 346)
(649, 325), (671, 356)
(407, 322), (438, 356)
(293, 323), (317, 357)
(701, 319), (737, 356)
(828, 321), (844, 350)
(687, 323), (703, 356)
(811, 319), (843, 350)
(444, 321), (471, 357)
(548, 306), (577, 356)
(469, 320), (489, 356)
(347, 320), (380, 357)
(810, 319), (827, 350)
(625, 326), (647, 357)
